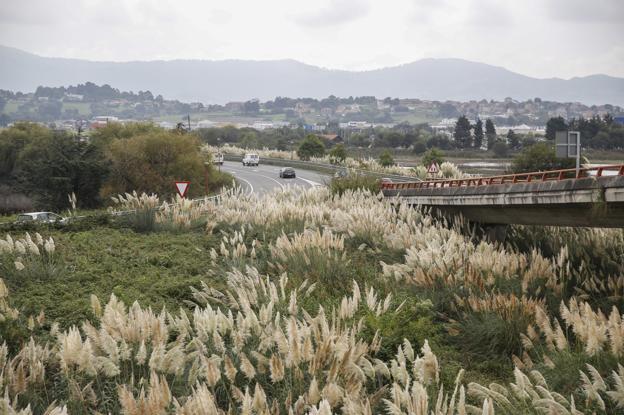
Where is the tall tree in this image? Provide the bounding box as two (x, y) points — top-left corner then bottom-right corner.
(473, 119), (484, 149)
(16, 131), (109, 209)
(485, 119), (497, 149)
(297, 135), (325, 161)
(453, 115), (472, 149)
(545, 116), (567, 140)
(507, 129), (520, 149)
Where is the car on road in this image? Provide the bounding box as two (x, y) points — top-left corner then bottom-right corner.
(279, 167), (296, 178)
(15, 212), (68, 225)
(242, 153), (259, 166)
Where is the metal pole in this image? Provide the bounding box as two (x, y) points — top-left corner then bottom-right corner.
(576, 135), (580, 178)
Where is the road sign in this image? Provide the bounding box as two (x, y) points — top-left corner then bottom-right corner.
(175, 181), (190, 198)
(427, 162), (440, 175)
(555, 131), (581, 176)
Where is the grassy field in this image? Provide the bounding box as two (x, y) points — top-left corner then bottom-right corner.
(1, 186), (623, 413)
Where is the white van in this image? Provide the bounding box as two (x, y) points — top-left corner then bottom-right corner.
(242, 153), (259, 166)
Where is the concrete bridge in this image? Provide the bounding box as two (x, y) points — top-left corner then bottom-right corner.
(381, 165), (624, 228)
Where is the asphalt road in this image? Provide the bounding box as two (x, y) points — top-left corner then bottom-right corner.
(220, 161), (330, 195)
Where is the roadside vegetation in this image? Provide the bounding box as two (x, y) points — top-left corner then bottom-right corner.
(1, 185), (623, 413)
(0, 123), (233, 214)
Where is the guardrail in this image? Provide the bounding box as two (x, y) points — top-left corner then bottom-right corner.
(381, 164), (624, 190)
(222, 154), (421, 182)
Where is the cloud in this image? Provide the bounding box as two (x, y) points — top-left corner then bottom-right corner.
(296, 0), (370, 28)
(544, 0), (624, 23)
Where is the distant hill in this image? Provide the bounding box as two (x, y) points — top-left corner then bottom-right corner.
(1, 45), (623, 106)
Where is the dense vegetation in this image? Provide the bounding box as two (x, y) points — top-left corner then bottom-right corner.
(1, 186), (623, 414)
(0, 123), (232, 213)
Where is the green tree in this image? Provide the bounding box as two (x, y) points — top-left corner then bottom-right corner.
(329, 143), (347, 164)
(485, 118), (497, 149)
(15, 131), (109, 209)
(379, 150), (394, 167)
(546, 116), (567, 140)
(492, 141), (509, 158)
(297, 135), (325, 161)
(506, 129), (520, 149)
(413, 140), (427, 154)
(511, 142), (575, 173)
(240, 131), (259, 149)
(421, 148), (445, 167)
(473, 119), (484, 149)
(453, 115), (472, 149)
(0, 123), (51, 179)
(105, 131), (207, 198)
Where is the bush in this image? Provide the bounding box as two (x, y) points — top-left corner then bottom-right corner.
(421, 147), (445, 166)
(511, 142), (575, 173)
(492, 141), (509, 157)
(329, 143), (347, 164)
(296, 134), (325, 160)
(329, 174), (380, 195)
(104, 131), (207, 198)
(379, 150), (394, 167)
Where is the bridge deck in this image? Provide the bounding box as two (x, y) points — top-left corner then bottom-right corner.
(381, 165), (624, 227)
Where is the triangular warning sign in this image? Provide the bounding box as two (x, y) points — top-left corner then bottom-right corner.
(175, 181), (190, 198)
(427, 162), (440, 174)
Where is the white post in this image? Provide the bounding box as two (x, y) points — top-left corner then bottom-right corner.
(576, 135), (580, 178)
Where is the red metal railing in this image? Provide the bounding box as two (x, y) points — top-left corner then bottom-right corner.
(381, 164), (624, 191)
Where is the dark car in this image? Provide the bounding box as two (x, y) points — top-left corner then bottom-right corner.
(279, 167), (296, 178)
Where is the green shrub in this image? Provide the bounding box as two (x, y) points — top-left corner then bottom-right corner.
(361, 296), (439, 361)
(329, 174), (380, 195)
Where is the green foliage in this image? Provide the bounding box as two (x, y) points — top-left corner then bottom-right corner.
(421, 147), (445, 166)
(453, 311), (529, 359)
(546, 116), (567, 140)
(240, 131), (259, 149)
(329, 143), (347, 164)
(362, 297), (440, 361)
(485, 118), (497, 149)
(104, 130), (207, 198)
(89, 122), (161, 147)
(453, 115), (472, 148)
(378, 149), (394, 167)
(296, 134), (325, 160)
(0, 123), (109, 210)
(329, 174), (380, 195)
(506, 129), (520, 149)
(16, 132), (109, 209)
(492, 141), (509, 157)
(412, 140), (427, 154)
(6, 228), (222, 328)
(511, 142), (575, 173)
(473, 119), (484, 149)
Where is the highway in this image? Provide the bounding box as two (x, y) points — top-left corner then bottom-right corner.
(219, 161), (330, 195)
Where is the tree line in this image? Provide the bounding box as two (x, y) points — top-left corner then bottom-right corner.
(0, 123), (230, 213)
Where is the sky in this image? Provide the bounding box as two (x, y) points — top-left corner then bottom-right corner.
(0, 0), (623, 79)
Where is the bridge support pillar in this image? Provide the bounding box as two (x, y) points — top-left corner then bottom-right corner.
(483, 224), (508, 244)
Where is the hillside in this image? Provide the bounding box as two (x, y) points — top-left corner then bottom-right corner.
(1, 45), (623, 105)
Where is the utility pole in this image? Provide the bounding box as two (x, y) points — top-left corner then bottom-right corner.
(187, 115), (191, 131)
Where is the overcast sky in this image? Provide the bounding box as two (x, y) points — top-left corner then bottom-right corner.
(1, 0), (623, 79)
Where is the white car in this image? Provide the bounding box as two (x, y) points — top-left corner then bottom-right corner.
(242, 153), (259, 166)
(15, 212), (67, 225)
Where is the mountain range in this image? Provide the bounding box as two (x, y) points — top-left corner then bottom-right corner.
(1, 45), (623, 106)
